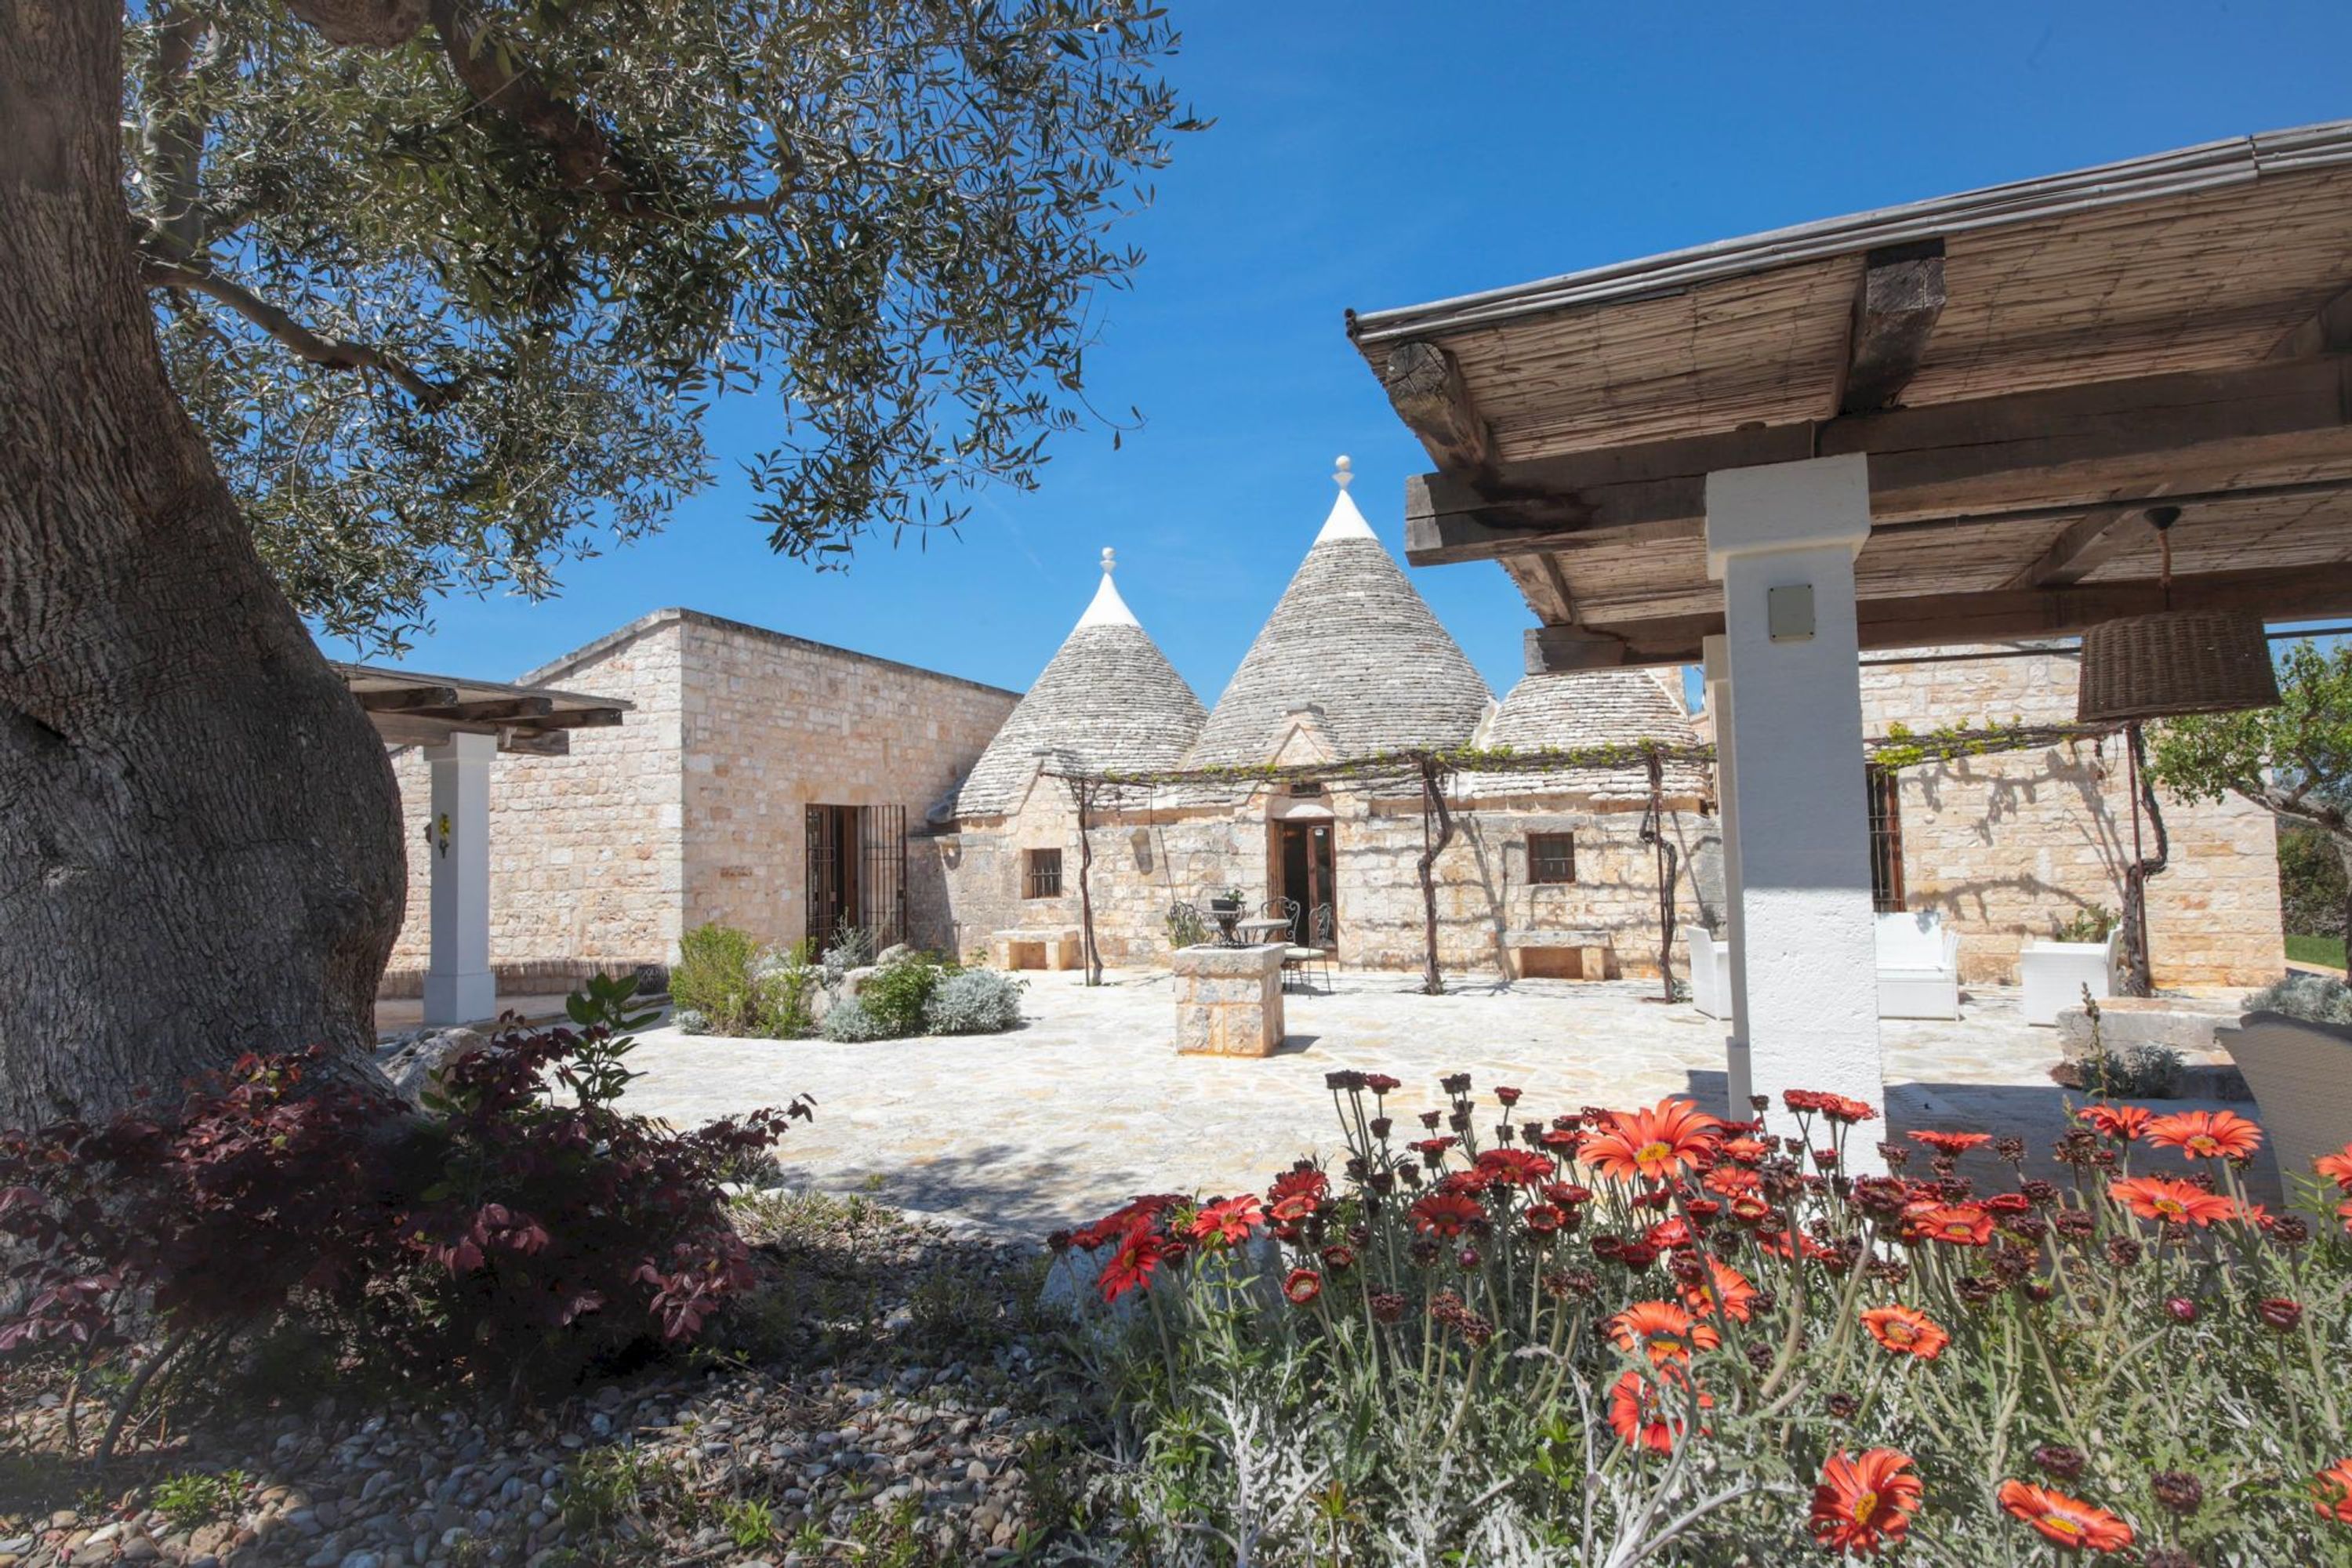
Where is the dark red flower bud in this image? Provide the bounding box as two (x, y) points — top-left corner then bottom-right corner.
(1495, 1086), (1522, 1107)
(2150, 1472), (2204, 1515)
(2164, 1295), (2198, 1324)
(2257, 1297), (2303, 1332)
(1455, 1246), (1481, 1272)
(1369, 1290), (1406, 1325)
(1824, 1392), (1860, 1419)
(2033, 1444), (2088, 1480)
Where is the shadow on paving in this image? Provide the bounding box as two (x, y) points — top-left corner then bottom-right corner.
(775, 1140), (1156, 1238)
(1682, 1066), (2286, 1207)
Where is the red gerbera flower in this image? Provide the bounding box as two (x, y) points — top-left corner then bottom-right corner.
(2318, 1144), (2352, 1191)
(1579, 1098), (1722, 1184)
(2315, 1459), (2352, 1523)
(1810, 1448), (1922, 1556)
(1719, 1135), (1772, 1164)
(1098, 1231), (1174, 1302)
(1410, 1191), (1484, 1238)
(1909, 1130), (1992, 1156)
(2144, 1109), (2263, 1161)
(1282, 1267), (1322, 1307)
(1475, 1147), (1557, 1186)
(1860, 1304), (1949, 1359)
(1543, 1180), (1594, 1207)
(1917, 1203), (1993, 1247)
(1606, 1367), (1711, 1454)
(1363, 1073), (1401, 1095)
(1522, 1203), (1565, 1236)
(1606, 1299), (1721, 1365)
(1996, 1479), (2134, 1552)
(2108, 1175), (2239, 1228)
(1185, 1194), (1264, 1247)
(1682, 1258), (1759, 1324)
(1266, 1168), (1329, 1223)
(1785, 1091), (1878, 1125)
(2075, 1103), (2151, 1142)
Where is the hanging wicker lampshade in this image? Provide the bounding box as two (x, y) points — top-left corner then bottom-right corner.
(2076, 508), (2280, 722)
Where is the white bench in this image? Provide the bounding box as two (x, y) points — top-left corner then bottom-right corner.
(991, 926), (1082, 972)
(1687, 927), (1732, 1018)
(1877, 910), (1960, 1020)
(2020, 931), (2119, 1026)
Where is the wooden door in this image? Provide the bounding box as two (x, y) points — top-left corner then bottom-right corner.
(804, 804), (860, 946)
(1272, 820), (1337, 947)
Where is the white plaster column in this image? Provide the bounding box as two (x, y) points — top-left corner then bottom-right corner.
(1704, 455), (1886, 1166)
(1700, 634), (1751, 1116)
(423, 729), (498, 1026)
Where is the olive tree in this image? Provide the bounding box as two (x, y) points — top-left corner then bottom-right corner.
(0, 0), (1191, 1123)
(2148, 639), (2352, 953)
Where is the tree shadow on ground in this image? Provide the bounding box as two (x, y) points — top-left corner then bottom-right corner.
(776, 1140), (1162, 1238)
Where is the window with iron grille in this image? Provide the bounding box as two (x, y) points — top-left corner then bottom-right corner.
(1865, 765), (1907, 913)
(1527, 832), (1576, 885)
(1025, 848), (1063, 898)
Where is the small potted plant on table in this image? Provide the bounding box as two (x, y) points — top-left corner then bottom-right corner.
(2020, 906), (2119, 1026)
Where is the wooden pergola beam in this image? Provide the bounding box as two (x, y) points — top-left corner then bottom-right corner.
(1836, 241), (1946, 415)
(1566, 562), (2352, 669)
(428, 695), (557, 724)
(2000, 504), (2148, 590)
(1381, 340), (1501, 486)
(1406, 356), (2352, 565)
(2271, 281), (2352, 360)
(350, 684), (461, 713)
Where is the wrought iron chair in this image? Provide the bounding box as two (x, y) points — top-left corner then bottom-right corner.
(1283, 902), (1335, 993)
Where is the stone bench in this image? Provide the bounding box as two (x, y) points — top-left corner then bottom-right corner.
(991, 926), (1083, 972)
(1504, 928), (1613, 981)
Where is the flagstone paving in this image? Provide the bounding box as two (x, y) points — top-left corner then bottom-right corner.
(613, 971), (2281, 1236)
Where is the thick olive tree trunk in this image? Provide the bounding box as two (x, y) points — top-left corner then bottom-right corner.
(0, 0), (405, 1127)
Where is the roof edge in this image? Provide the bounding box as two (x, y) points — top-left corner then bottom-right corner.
(1347, 120), (2352, 346)
(518, 607), (1021, 699)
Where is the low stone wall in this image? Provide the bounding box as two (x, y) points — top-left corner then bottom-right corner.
(1171, 943), (1286, 1058)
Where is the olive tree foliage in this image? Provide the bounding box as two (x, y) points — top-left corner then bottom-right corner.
(2149, 638), (2352, 944)
(126, 0), (1199, 651)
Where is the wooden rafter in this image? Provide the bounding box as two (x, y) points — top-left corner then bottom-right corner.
(1381, 340), (1501, 487)
(350, 683), (460, 713)
(1406, 357), (2352, 566)
(2001, 505), (2151, 590)
(1835, 241), (1946, 415)
(2270, 281), (2352, 360)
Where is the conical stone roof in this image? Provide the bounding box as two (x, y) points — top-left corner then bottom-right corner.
(1461, 668), (1708, 803)
(1186, 460), (1492, 768)
(941, 550), (1206, 819)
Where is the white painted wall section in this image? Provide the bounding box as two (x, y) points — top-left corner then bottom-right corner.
(1700, 633), (1751, 1116)
(423, 729), (498, 1026)
(1704, 455), (1887, 1167)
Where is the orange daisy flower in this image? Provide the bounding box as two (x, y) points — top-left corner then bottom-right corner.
(1578, 1098), (1722, 1184)
(2075, 1103), (2151, 1142)
(2339, 1197), (2352, 1236)
(2107, 1175), (2238, 1228)
(1996, 1479), (2134, 1552)
(1915, 1203), (1993, 1247)
(2144, 1109), (2263, 1160)
(1860, 1304), (1949, 1359)
(2317, 1144), (2352, 1192)
(1809, 1448), (1922, 1555)
(1606, 1367), (1712, 1454)
(2315, 1458), (2352, 1523)
(1682, 1258), (1759, 1324)
(1909, 1130), (1992, 1156)
(1606, 1299), (1720, 1366)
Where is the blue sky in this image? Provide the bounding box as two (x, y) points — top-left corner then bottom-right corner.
(365, 0), (2352, 700)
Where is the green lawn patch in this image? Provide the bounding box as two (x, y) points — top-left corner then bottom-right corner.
(2287, 932), (2348, 971)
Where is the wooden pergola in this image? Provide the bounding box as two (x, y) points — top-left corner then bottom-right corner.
(335, 662), (630, 1027)
(335, 661), (630, 757)
(1348, 122), (2352, 1163)
(1350, 122), (2352, 671)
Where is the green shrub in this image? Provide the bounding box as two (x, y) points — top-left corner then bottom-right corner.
(670, 923), (760, 1034)
(923, 967), (1025, 1034)
(858, 954), (941, 1036)
(151, 1469), (247, 1529)
(673, 1007), (711, 1036)
(2050, 904), (2118, 943)
(818, 1000), (894, 1043)
(2280, 824), (2349, 939)
(752, 938), (818, 1038)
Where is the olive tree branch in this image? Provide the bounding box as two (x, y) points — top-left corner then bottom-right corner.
(140, 258), (456, 409)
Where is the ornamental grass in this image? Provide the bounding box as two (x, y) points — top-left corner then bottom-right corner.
(1051, 1076), (2352, 1565)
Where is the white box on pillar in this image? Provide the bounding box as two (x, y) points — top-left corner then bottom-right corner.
(423, 729), (498, 1027)
(1704, 455), (1889, 1168)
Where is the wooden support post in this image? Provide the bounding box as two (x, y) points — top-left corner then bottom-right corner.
(1836, 241), (1947, 415)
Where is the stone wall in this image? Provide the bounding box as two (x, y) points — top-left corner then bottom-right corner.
(934, 778), (1718, 982)
(674, 614), (1018, 953)
(385, 609), (1016, 990)
(385, 616), (687, 992)
(1856, 644), (2281, 989)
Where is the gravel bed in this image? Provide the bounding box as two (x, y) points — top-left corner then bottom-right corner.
(0, 1197), (1073, 1567)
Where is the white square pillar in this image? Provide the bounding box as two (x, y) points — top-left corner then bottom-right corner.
(1704, 456), (1886, 1167)
(423, 730), (498, 1026)
(1700, 634), (1750, 1116)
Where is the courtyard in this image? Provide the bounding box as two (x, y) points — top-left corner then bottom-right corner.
(614, 970), (2282, 1235)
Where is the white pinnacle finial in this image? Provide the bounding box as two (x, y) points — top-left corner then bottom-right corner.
(1076, 544), (1138, 629)
(1101, 546), (1116, 575)
(1315, 454), (1374, 543)
(1333, 455), (1353, 491)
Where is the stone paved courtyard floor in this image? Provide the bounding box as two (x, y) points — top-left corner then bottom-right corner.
(615, 970), (2281, 1236)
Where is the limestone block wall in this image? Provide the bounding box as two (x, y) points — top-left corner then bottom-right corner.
(934, 780), (1719, 981)
(384, 616), (687, 993)
(674, 615), (1018, 954)
(1856, 644), (2281, 989)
